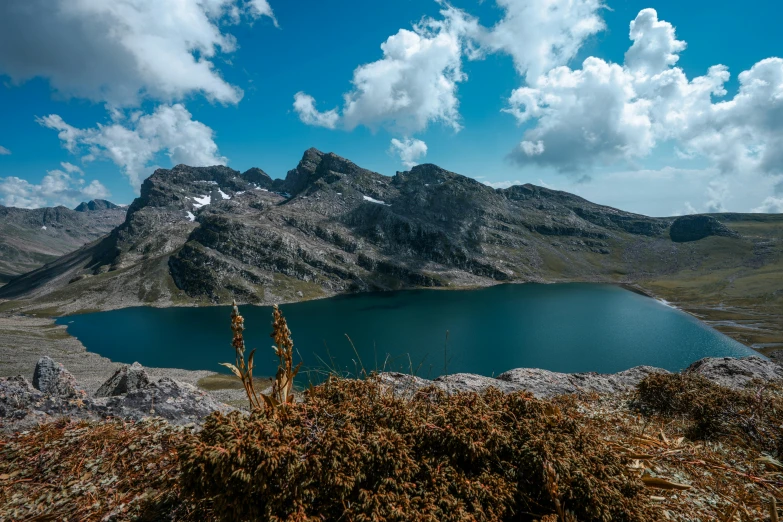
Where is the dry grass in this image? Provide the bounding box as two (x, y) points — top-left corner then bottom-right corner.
(180, 381), (656, 522)
(0, 418), (208, 521)
(635, 373), (783, 457)
(3, 384), (783, 521)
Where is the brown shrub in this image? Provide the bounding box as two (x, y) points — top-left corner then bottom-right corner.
(0, 418), (208, 521)
(635, 373), (783, 457)
(179, 378), (655, 522)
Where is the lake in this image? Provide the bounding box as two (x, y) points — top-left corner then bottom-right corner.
(57, 283), (757, 381)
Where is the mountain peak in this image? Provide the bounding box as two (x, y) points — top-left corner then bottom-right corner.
(74, 199), (119, 212)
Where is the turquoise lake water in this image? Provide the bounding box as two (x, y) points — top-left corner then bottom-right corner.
(57, 283), (756, 380)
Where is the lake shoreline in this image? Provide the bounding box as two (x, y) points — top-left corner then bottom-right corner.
(2, 309), (780, 419)
(2, 279), (779, 365)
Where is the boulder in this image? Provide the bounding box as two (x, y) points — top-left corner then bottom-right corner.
(98, 378), (234, 425)
(497, 366), (669, 398)
(685, 356), (783, 389)
(95, 362), (151, 397)
(379, 365), (670, 399)
(496, 368), (579, 397)
(669, 215), (738, 242)
(32, 356), (83, 398)
(435, 373), (525, 394)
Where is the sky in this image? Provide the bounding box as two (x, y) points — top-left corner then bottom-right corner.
(0, 0), (782, 217)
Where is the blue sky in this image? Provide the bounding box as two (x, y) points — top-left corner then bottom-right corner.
(1, 0), (782, 216)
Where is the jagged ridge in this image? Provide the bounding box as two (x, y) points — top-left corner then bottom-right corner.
(0, 148), (750, 310)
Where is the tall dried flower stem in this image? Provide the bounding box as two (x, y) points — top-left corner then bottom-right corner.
(270, 304), (302, 406)
(221, 301), (302, 412)
(221, 301), (263, 410)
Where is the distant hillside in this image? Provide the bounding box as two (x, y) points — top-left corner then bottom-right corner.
(74, 199), (120, 212)
(0, 149), (780, 355)
(0, 201), (127, 283)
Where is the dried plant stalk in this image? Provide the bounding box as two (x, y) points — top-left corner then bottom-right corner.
(270, 304), (302, 405)
(220, 301), (263, 410)
(221, 301), (301, 412)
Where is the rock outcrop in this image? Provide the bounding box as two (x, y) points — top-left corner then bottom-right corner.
(669, 215), (738, 242)
(1, 358), (232, 430)
(74, 199), (120, 212)
(32, 356), (84, 398)
(684, 356), (783, 388)
(381, 365), (671, 398)
(100, 378), (232, 424)
(3, 356), (781, 432)
(95, 362), (151, 397)
(380, 356), (781, 398)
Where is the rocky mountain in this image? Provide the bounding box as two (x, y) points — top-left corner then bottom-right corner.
(0, 201), (127, 284)
(0, 149), (777, 320)
(74, 199), (120, 212)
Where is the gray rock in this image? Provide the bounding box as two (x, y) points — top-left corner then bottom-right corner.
(95, 362), (151, 397)
(377, 372), (434, 398)
(2, 360), (234, 431)
(567, 366), (671, 395)
(97, 378), (234, 425)
(685, 356), (783, 389)
(669, 214), (738, 242)
(435, 373), (526, 394)
(496, 368), (579, 397)
(380, 365), (671, 399)
(497, 366), (671, 398)
(32, 356), (83, 398)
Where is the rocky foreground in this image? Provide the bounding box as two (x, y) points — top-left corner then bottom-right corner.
(2, 354), (781, 433)
(2, 354), (783, 521)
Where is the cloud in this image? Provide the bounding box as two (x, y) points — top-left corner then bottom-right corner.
(0, 145), (10, 155)
(0, 169), (109, 209)
(504, 8), (783, 183)
(474, 0), (605, 80)
(484, 179), (523, 189)
(506, 57), (655, 172)
(296, 6), (477, 135)
(60, 162), (82, 174)
(624, 8), (686, 75)
(293, 92), (339, 129)
(753, 197), (783, 213)
(0, 0), (276, 107)
(38, 104), (227, 190)
(247, 0), (277, 26)
(389, 138), (428, 168)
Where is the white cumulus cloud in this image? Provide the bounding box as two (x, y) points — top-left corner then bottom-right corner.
(296, 6), (477, 135)
(247, 0), (277, 26)
(293, 92), (339, 129)
(506, 57), (655, 172)
(38, 104), (227, 191)
(505, 8), (783, 185)
(0, 145), (10, 155)
(474, 0), (605, 80)
(60, 162), (82, 174)
(0, 0), (276, 107)
(389, 138), (428, 168)
(0, 168), (109, 209)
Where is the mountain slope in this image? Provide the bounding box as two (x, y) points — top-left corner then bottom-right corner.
(0, 149), (780, 356)
(74, 199), (120, 212)
(0, 202), (127, 284)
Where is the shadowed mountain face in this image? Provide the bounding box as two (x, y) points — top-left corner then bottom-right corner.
(74, 199), (120, 212)
(0, 203), (127, 284)
(0, 148), (775, 317)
